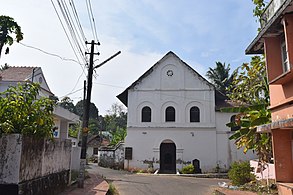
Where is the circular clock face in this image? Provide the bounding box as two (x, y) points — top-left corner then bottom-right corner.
(167, 70), (173, 76)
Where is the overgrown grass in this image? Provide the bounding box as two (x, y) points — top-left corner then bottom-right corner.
(71, 170), (79, 182)
(106, 182), (119, 195)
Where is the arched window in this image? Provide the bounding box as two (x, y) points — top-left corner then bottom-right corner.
(190, 106), (200, 122)
(165, 106), (175, 122)
(230, 115), (240, 131)
(142, 106), (151, 122)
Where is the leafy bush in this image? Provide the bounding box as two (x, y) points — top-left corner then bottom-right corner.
(181, 164), (195, 174)
(0, 83), (55, 138)
(228, 161), (255, 186)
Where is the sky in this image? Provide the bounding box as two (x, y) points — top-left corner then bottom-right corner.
(0, 0), (259, 115)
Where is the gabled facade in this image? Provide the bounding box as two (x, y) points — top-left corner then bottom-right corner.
(117, 51), (256, 173)
(246, 0), (293, 194)
(0, 66), (79, 139)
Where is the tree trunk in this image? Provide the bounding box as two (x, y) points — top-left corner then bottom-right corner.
(0, 42), (4, 59)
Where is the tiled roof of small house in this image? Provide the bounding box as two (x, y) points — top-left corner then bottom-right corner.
(87, 135), (110, 147)
(0, 66), (53, 94)
(87, 135), (102, 147)
(0, 66), (35, 81)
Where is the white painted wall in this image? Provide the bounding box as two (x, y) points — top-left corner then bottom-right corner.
(123, 53), (257, 172)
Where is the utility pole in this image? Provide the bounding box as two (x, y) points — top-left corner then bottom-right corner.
(78, 40), (98, 188)
(78, 40), (121, 188)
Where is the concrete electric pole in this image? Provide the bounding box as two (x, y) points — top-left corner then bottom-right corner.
(78, 40), (121, 188)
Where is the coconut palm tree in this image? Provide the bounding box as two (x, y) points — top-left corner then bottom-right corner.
(0, 15), (23, 59)
(206, 62), (237, 96)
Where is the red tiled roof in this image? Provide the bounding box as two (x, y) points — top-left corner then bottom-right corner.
(0, 66), (36, 81)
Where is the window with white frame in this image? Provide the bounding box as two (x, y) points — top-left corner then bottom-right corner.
(281, 38), (290, 73)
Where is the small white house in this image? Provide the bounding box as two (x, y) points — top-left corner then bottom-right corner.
(0, 66), (80, 139)
(117, 51), (256, 173)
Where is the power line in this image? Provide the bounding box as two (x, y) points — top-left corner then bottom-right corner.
(19, 42), (81, 65)
(87, 0), (99, 43)
(86, 0), (95, 42)
(50, 0), (86, 67)
(57, 0), (87, 64)
(67, 70), (85, 96)
(70, 0), (87, 43)
(93, 82), (124, 89)
(19, 42), (87, 76)
(62, 0), (87, 53)
(59, 87), (84, 99)
(86, 0), (100, 52)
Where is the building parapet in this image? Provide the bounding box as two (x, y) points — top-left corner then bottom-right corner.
(257, 118), (293, 132)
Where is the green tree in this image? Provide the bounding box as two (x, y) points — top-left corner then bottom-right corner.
(110, 127), (127, 146)
(0, 83), (55, 138)
(225, 56), (272, 163)
(104, 103), (127, 145)
(88, 118), (100, 135)
(73, 100), (103, 135)
(58, 96), (76, 113)
(251, 0), (267, 19)
(68, 123), (80, 138)
(104, 103), (127, 132)
(206, 62), (237, 96)
(228, 56), (269, 106)
(74, 99), (99, 119)
(0, 15), (23, 59)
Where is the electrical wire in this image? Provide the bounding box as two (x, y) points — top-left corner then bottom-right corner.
(86, 0), (100, 52)
(67, 70), (85, 95)
(70, 0), (87, 43)
(19, 42), (83, 65)
(59, 87), (84, 99)
(57, 0), (87, 64)
(62, 0), (87, 53)
(93, 82), (124, 89)
(50, 0), (86, 68)
(87, 0), (99, 43)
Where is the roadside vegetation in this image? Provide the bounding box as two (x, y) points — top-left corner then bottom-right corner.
(106, 182), (119, 195)
(181, 164), (195, 174)
(227, 161), (277, 194)
(211, 1), (276, 194)
(0, 83), (56, 138)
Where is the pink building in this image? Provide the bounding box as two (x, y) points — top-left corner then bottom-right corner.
(246, 0), (293, 194)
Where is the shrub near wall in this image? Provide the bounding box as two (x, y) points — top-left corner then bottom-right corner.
(181, 164), (195, 174)
(0, 83), (71, 194)
(228, 161), (255, 186)
(0, 83), (55, 138)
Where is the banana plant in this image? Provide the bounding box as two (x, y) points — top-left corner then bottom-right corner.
(224, 105), (272, 162)
(223, 55), (272, 163)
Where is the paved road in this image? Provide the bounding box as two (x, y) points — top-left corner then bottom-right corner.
(88, 164), (228, 195)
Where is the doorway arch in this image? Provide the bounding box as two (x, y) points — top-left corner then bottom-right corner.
(160, 139), (176, 174)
